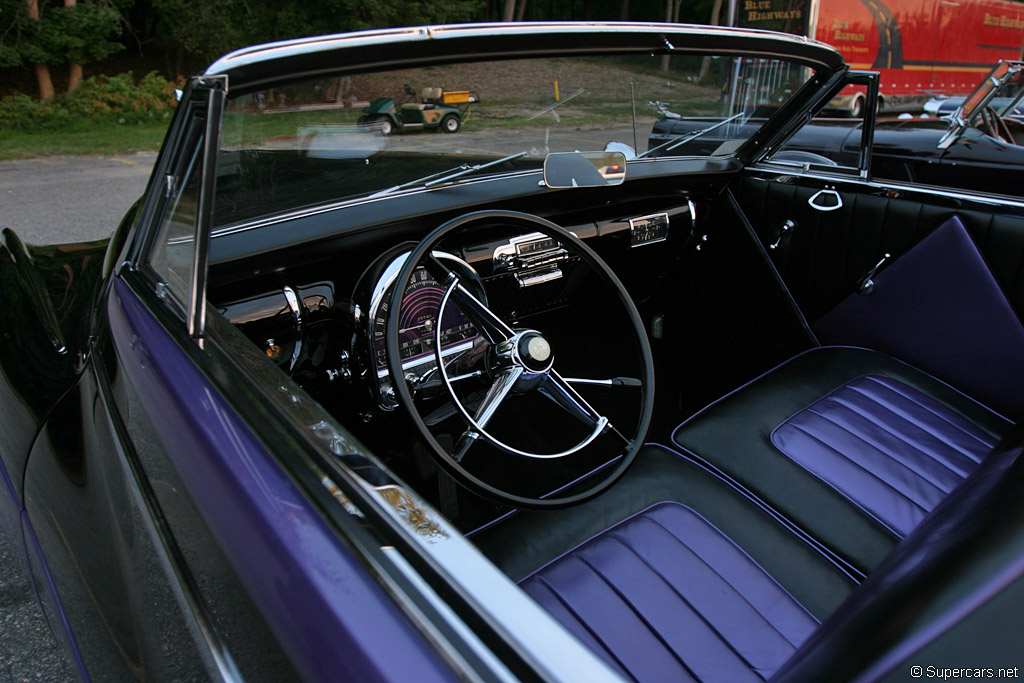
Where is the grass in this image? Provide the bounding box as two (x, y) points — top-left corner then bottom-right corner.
(0, 121), (170, 160)
(0, 55), (726, 160)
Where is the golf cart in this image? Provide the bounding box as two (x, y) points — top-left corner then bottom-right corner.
(359, 84), (479, 134)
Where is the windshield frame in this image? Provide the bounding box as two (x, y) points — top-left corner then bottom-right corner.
(187, 23), (846, 263)
(939, 60), (1024, 149)
(210, 28), (840, 234)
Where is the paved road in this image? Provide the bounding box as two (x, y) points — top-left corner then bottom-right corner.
(0, 526), (74, 682)
(0, 154), (156, 681)
(0, 152), (156, 245)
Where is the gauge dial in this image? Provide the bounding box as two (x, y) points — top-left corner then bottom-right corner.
(371, 265), (477, 371)
(360, 249), (486, 409)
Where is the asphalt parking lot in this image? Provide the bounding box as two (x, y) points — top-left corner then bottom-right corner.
(0, 152), (156, 245)
(0, 153), (155, 681)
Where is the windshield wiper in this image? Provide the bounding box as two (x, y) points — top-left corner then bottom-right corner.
(369, 151), (527, 198)
(638, 112), (745, 159)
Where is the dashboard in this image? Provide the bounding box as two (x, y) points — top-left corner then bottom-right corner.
(215, 201), (693, 416)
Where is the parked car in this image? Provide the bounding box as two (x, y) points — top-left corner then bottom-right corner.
(650, 60), (1024, 197)
(924, 95), (1024, 122)
(4, 22), (1024, 682)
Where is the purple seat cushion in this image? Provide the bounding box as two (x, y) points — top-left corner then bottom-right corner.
(671, 347), (1011, 573)
(772, 374), (998, 537)
(518, 502), (819, 682)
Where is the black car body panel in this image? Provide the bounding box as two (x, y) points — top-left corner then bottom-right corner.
(650, 113), (1024, 197)
(0, 229), (110, 495)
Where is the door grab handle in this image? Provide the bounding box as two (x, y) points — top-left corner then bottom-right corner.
(808, 189), (843, 212)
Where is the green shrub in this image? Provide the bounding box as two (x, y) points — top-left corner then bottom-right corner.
(0, 72), (178, 134)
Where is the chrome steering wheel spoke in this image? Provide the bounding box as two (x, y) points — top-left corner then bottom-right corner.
(449, 278), (514, 346)
(423, 253), (513, 346)
(449, 367), (523, 462)
(538, 371), (604, 427)
(540, 371), (628, 445)
(473, 367), (523, 429)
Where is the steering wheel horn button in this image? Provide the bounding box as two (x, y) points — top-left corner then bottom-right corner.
(516, 331), (554, 372)
(526, 335), (551, 362)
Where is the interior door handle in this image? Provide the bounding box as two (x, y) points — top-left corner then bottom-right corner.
(769, 220), (796, 250)
(808, 189), (843, 212)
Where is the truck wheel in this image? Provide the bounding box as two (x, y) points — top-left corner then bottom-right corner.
(440, 114), (460, 133)
(851, 96), (864, 118)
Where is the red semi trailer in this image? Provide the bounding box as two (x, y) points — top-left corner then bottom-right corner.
(733, 0), (1024, 113)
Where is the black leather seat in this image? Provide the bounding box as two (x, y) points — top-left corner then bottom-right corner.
(472, 445), (858, 681)
(672, 346), (1011, 573)
(472, 346), (1022, 681)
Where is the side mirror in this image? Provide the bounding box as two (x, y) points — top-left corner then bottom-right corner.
(543, 151), (627, 188)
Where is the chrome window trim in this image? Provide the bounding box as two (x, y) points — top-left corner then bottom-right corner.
(206, 22), (842, 84)
(745, 167), (1024, 210)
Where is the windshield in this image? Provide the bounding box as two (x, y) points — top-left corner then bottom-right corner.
(961, 61), (1024, 125)
(215, 53), (817, 227)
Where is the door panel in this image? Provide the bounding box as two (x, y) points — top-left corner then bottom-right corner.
(22, 369), (218, 680)
(734, 173), (1024, 416)
(736, 175), (951, 322)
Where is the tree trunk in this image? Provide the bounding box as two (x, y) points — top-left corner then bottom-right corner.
(502, 0), (516, 21)
(26, 0), (55, 100)
(68, 63), (83, 93)
(34, 64), (56, 100)
(515, 0), (527, 21)
(65, 0), (82, 92)
(619, 0), (630, 21)
(660, 0), (675, 73)
(699, 0), (724, 82)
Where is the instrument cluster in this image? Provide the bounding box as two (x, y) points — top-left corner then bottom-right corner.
(357, 249), (487, 410)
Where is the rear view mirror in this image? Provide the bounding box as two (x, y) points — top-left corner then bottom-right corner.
(543, 151), (626, 188)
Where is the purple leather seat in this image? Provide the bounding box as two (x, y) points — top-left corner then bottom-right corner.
(519, 502), (818, 681)
(474, 348), (1021, 682)
(771, 374), (999, 537)
(473, 445), (859, 681)
(478, 435), (1024, 681)
(672, 347), (1011, 573)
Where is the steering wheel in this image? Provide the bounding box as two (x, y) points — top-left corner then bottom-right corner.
(386, 210), (654, 509)
(980, 105), (1013, 143)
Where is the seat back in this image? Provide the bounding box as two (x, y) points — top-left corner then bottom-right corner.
(773, 429), (1024, 681)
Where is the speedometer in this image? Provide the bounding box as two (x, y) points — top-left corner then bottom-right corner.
(371, 266), (476, 370)
(360, 249), (485, 409)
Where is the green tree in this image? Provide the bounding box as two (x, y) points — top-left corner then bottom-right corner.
(150, 0), (485, 64)
(0, 0), (124, 98)
(59, 0), (126, 90)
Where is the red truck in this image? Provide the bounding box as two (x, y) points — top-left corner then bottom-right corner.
(733, 0), (1024, 114)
